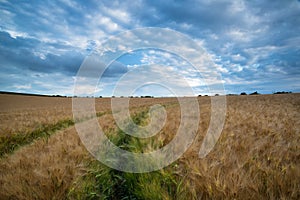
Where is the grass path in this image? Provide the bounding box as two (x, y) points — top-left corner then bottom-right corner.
(0, 99), (179, 158)
(0, 112), (107, 158)
(0, 110), (118, 199)
(0, 125), (89, 199)
(68, 106), (187, 199)
(1, 100), (185, 199)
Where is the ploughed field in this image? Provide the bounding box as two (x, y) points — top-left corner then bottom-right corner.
(0, 93), (299, 199)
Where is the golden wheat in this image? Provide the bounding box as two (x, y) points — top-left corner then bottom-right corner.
(0, 93), (299, 199)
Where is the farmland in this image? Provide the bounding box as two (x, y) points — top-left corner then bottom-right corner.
(0, 93), (299, 199)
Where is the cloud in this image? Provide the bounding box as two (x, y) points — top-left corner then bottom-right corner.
(111, 64), (197, 97)
(0, 0), (299, 95)
(12, 84), (31, 90)
(0, 31), (84, 75)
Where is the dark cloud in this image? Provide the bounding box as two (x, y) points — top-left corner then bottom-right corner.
(124, 0), (300, 78)
(104, 61), (128, 77)
(0, 31), (84, 75)
(142, 0), (241, 30)
(0, 31), (128, 78)
(77, 55), (128, 78)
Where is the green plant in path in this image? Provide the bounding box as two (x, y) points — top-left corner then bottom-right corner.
(0, 112), (107, 158)
(0, 119), (74, 158)
(69, 107), (186, 200)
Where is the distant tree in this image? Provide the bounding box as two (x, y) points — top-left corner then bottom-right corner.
(99, 96), (102, 98)
(249, 91), (260, 95)
(240, 92), (247, 95)
(274, 91), (292, 94)
(141, 95), (153, 98)
(198, 95), (202, 97)
(215, 94), (219, 96)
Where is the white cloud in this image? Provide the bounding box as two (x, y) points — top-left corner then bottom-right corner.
(4, 29), (31, 39)
(73, 84), (102, 96)
(226, 29), (251, 42)
(222, 77), (258, 85)
(265, 65), (287, 74)
(98, 16), (120, 32)
(105, 7), (132, 24)
(60, 0), (81, 11)
(230, 0), (245, 13)
(231, 54), (245, 62)
(184, 77), (204, 87)
(110, 64), (197, 96)
(180, 22), (192, 30)
(245, 45), (279, 66)
(13, 84), (31, 90)
(231, 63), (243, 72)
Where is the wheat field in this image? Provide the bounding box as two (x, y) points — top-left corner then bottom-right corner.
(0, 93), (299, 199)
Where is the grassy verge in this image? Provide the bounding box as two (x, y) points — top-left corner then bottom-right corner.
(0, 112), (107, 158)
(68, 107), (187, 200)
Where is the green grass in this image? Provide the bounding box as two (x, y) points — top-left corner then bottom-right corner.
(0, 119), (74, 158)
(68, 107), (186, 200)
(0, 112), (107, 158)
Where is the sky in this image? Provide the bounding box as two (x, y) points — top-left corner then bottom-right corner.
(0, 0), (299, 96)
